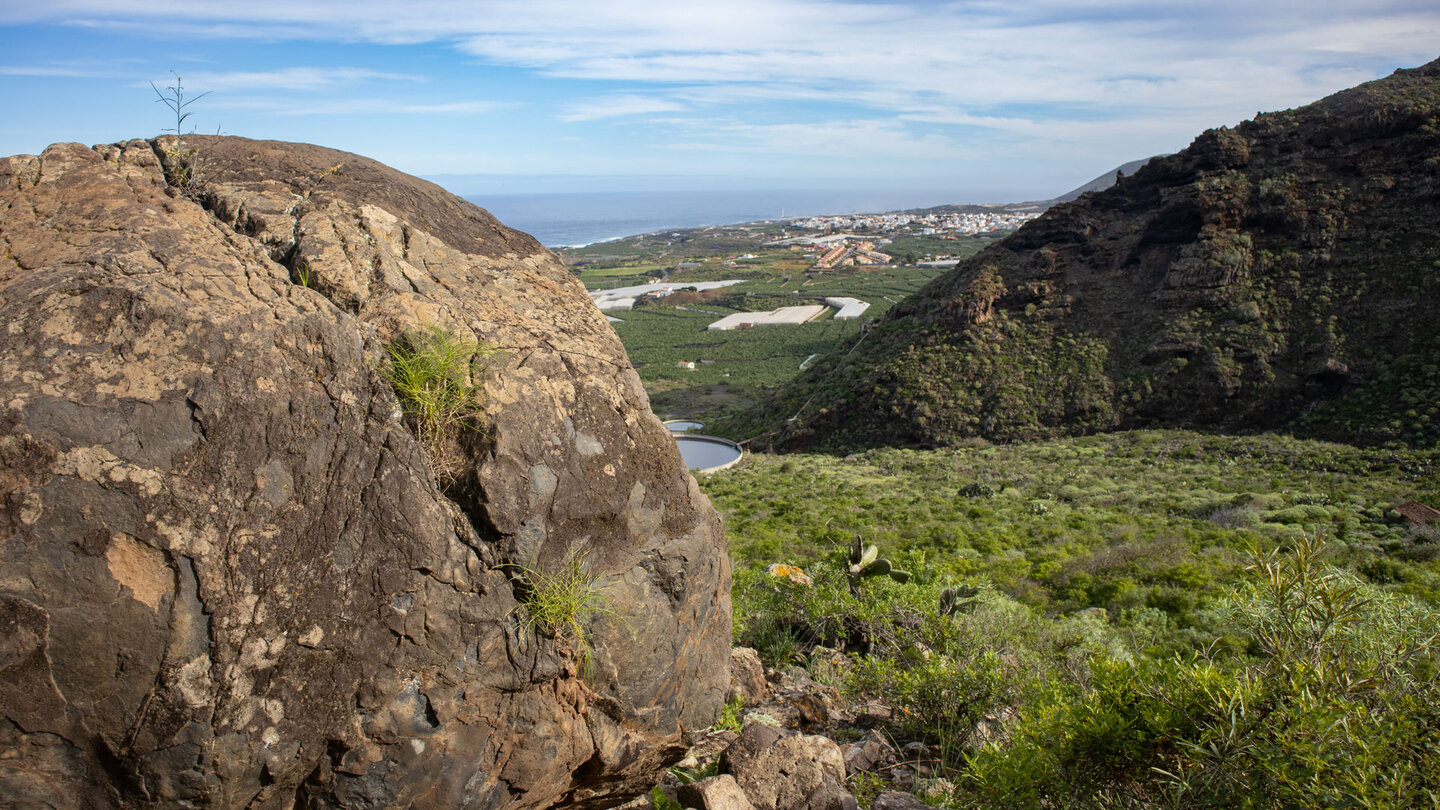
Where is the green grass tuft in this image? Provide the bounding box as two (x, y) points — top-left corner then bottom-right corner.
(513, 547), (613, 670)
(379, 324), (494, 481)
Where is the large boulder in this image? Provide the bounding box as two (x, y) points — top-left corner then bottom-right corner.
(0, 136), (731, 808)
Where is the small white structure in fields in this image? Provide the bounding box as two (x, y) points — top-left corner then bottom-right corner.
(707, 304), (827, 331)
(825, 297), (871, 319)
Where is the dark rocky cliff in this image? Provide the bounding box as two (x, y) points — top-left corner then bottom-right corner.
(0, 136), (730, 808)
(738, 59), (1440, 450)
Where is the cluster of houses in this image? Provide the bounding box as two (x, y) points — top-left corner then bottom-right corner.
(789, 208), (1039, 235)
(764, 208), (1042, 269)
(767, 233), (895, 268)
(814, 238), (894, 268)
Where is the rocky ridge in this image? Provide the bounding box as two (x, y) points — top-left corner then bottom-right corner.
(0, 136), (730, 808)
(740, 58), (1440, 450)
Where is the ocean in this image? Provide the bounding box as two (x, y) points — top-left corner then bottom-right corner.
(467, 188), (971, 248)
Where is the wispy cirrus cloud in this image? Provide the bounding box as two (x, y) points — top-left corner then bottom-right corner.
(656, 118), (971, 161)
(560, 94), (687, 122)
(182, 66), (424, 92)
(214, 96), (504, 116)
(0, 64), (106, 77)
(10, 2), (1436, 125)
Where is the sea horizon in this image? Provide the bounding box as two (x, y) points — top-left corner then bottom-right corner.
(466, 187), (1000, 248)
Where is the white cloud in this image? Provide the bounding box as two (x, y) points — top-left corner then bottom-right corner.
(213, 97), (503, 116)
(658, 118), (972, 161)
(182, 67), (423, 92)
(560, 94), (687, 122)
(0, 64), (106, 77)
(12, 2), (1435, 120)
(6, 0), (1438, 186)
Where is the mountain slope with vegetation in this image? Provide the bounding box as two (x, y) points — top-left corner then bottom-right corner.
(728, 59), (1440, 451)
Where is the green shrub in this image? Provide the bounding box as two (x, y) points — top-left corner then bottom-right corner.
(959, 534), (1440, 809)
(732, 559), (880, 665)
(850, 648), (1022, 769)
(843, 584), (1049, 769)
(714, 694), (746, 733)
(650, 787), (683, 810)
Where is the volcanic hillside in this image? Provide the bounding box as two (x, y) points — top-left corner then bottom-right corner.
(734, 58), (1440, 451)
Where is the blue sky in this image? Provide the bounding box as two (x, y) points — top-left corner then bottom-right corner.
(1, 1), (1436, 201)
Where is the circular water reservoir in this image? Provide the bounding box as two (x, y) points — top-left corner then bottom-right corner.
(674, 434), (743, 473)
(664, 420), (705, 433)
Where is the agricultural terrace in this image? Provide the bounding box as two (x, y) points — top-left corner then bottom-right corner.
(560, 225), (995, 424)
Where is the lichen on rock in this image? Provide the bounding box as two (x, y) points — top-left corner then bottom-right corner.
(0, 135), (730, 808)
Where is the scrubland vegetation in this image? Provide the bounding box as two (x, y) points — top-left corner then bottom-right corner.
(567, 97), (1440, 801)
(701, 431), (1440, 807)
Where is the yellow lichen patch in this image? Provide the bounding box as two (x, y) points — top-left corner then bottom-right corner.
(106, 533), (173, 610)
(765, 563), (814, 587)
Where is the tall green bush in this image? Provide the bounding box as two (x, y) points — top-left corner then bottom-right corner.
(960, 534), (1440, 809)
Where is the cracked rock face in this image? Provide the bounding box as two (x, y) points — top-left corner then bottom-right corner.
(0, 136), (731, 809)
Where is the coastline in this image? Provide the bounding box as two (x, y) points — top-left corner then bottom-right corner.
(468, 187), (982, 248)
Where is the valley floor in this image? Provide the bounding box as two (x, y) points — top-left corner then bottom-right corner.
(690, 430), (1440, 808)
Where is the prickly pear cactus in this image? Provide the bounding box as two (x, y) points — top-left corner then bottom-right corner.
(847, 537), (912, 586)
(940, 584), (981, 616)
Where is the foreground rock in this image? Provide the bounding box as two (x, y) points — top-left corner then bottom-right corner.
(655, 651), (961, 810)
(0, 137), (730, 807)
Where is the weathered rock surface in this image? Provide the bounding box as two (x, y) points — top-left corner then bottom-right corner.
(719, 724), (850, 810)
(840, 731), (896, 776)
(727, 647), (770, 705)
(677, 774), (755, 810)
(870, 792), (932, 810)
(0, 136), (730, 808)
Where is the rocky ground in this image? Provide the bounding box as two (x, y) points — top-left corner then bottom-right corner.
(634, 648), (953, 810)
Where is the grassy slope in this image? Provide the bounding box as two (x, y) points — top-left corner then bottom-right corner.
(700, 431), (1440, 806)
(706, 431), (1440, 618)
